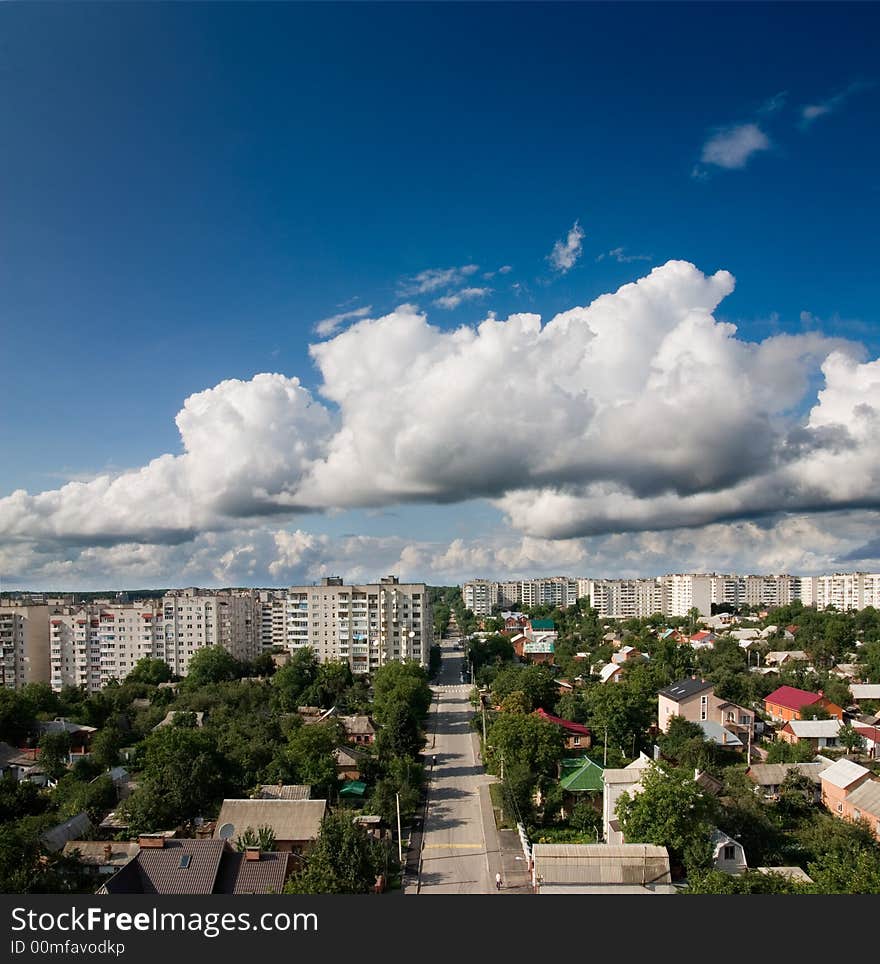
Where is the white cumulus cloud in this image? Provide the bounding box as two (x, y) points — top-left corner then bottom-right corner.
(547, 221), (585, 273)
(699, 123), (770, 170)
(433, 287), (492, 310)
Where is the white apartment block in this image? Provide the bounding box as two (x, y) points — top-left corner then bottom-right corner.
(663, 574), (713, 617)
(462, 580), (499, 617)
(812, 573), (880, 612)
(582, 579), (664, 620)
(284, 576), (431, 674)
(0, 605), (50, 689)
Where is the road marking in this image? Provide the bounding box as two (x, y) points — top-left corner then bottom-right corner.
(423, 843), (485, 849)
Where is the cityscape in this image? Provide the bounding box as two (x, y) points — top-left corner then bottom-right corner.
(1, 0), (879, 916)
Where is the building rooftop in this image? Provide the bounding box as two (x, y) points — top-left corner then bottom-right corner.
(658, 678), (714, 702)
(214, 799), (327, 845)
(764, 686), (822, 711)
(559, 757), (605, 793)
(784, 719), (842, 739)
(532, 844), (671, 887)
(820, 758), (870, 790)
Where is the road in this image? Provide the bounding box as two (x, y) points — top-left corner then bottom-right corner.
(415, 636), (497, 894)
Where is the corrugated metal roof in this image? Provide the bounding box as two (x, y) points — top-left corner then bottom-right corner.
(532, 844), (671, 886)
(851, 685), (880, 700)
(214, 799), (326, 844)
(820, 758), (870, 789)
(786, 719), (842, 738)
(257, 784), (312, 800)
(846, 778), (880, 817)
(747, 762), (829, 787)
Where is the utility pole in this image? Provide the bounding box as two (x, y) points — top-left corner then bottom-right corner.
(604, 726), (608, 767)
(396, 792), (403, 867)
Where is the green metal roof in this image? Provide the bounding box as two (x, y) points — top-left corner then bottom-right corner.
(339, 780), (366, 797)
(559, 757), (604, 792)
(531, 619), (556, 630)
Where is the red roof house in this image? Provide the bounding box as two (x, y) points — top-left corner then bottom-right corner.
(764, 686), (844, 724)
(534, 708), (591, 751)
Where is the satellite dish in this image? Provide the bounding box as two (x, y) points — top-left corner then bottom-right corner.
(218, 823), (235, 840)
(408, 631), (415, 638)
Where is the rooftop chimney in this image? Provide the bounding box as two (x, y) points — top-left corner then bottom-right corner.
(103, 844), (113, 860)
(138, 835), (166, 848)
(244, 846), (261, 861)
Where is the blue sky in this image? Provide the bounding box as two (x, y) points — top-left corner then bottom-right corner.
(2, 3), (880, 588)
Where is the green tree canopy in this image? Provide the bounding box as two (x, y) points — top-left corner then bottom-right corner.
(284, 811), (383, 894)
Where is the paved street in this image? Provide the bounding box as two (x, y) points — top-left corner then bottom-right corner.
(413, 637), (498, 894)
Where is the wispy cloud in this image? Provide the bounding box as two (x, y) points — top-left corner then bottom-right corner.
(758, 90), (788, 115)
(547, 221), (585, 273)
(596, 247), (652, 264)
(433, 287), (492, 310)
(800, 80), (874, 128)
(314, 305), (372, 337)
(397, 264), (479, 297)
(698, 123), (770, 171)
(483, 265), (513, 280)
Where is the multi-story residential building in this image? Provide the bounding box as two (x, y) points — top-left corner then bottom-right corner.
(813, 572), (880, 612)
(0, 605), (50, 689)
(258, 591), (287, 651)
(49, 601), (164, 692)
(462, 580), (498, 617)
(498, 582), (521, 608)
(284, 576), (431, 674)
(582, 579), (663, 619)
(161, 589), (260, 676)
(662, 574), (713, 617)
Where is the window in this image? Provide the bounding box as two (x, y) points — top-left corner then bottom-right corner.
(179, 855), (192, 869)
(723, 845), (735, 861)
(700, 695), (708, 721)
(837, 803), (843, 813)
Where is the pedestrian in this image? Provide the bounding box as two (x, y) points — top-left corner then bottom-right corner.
(495, 872), (502, 891)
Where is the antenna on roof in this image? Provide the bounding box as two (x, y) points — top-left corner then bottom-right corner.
(218, 823), (235, 840)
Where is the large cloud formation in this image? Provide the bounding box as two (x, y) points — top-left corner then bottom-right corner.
(2, 260), (879, 572)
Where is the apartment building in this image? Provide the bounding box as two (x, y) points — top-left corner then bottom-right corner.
(284, 576), (431, 673)
(663, 574), (713, 617)
(49, 601), (164, 692)
(462, 580), (498, 617)
(812, 573), (880, 612)
(582, 579), (663, 620)
(161, 589), (260, 676)
(0, 605), (50, 689)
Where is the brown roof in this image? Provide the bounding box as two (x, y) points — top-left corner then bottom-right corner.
(256, 784), (312, 800)
(214, 851), (292, 894)
(214, 799), (327, 844)
(61, 841), (140, 868)
(102, 839), (226, 894)
(340, 715), (376, 736)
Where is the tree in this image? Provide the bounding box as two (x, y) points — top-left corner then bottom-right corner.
(277, 721), (342, 795)
(126, 657), (173, 686)
(38, 732), (71, 781)
(90, 725), (124, 771)
(122, 726), (228, 833)
(271, 648), (319, 711)
(374, 701), (423, 760)
(839, 724), (866, 756)
(236, 825), (276, 852)
(766, 740), (816, 764)
(486, 714), (565, 781)
(500, 690), (531, 715)
(616, 763), (718, 873)
(182, 647), (242, 688)
(569, 799), (602, 838)
(372, 662), (432, 725)
(284, 811), (382, 894)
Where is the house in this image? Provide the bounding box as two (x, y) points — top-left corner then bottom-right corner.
(297, 706), (337, 725)
(710, 829), (748, 874)
(763, 686), (844, 724)
(697, 720), (743, 750)
(0, 742), (47, 785)
(529, 618), (556, 637)
(854, 724), (880, 759)
(339, 715), (376, 745)
(510, 633), (529, 658)
(851, 684), (880, 703)
(38, 719), (97, 754)
(746, 762), (830, 800)
(531, 843), (675, 894)
(99, 837), (292, 894)
(764, 651), (808, 667)
(333, 744), (368, 781)
(255, 784), (312, 800)
(611, 646), (644, 666)
(533, 708), (591, 751)
(61, 841), (140, 877)
(559, 757), (604, 795)
(688, 631), (716, 650)
(657, 678), (754, 735)
(778, 718), (843, 750)
(602, 754), (653, 845)
(523, 639), (555, 665)
(819, 758), (880, 840)
(214, 798), (327, 854)
(598, 663), (623, 684)
(41, 812), (93, 852)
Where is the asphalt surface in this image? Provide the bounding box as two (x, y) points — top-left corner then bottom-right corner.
(414, 637), (497, 894)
